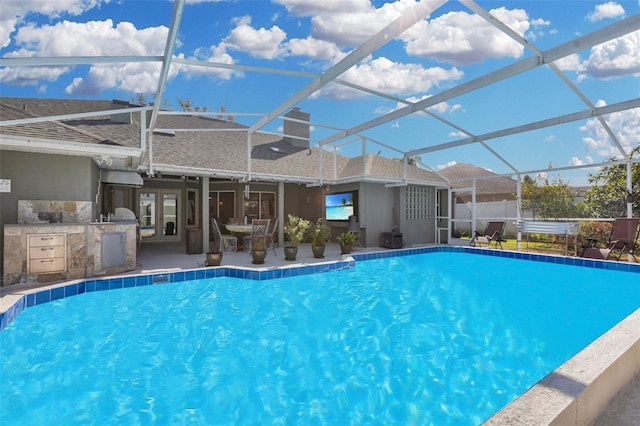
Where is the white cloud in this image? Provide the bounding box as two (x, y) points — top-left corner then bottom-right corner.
(531, 18), (550, 27)
(553, 53), (585, 72)
(375, 95), (463, 118)
(65, 61), (177, 96)
(587, 2), (625, 22)
(552, 31), (640, 80)
(275, 0), (371, 17)
(286, 37), (342, 60)
(277, 0), (409, 48)
(188, 46), (243, 80)
(0, 63), (72, 87)
(0, 18), (170, 94)
(223, 16), (287, 59)
(437, 160), (457, 170)
(571, 157), (584, 166)
(579, 100), (640, 158)
(319, 56), (463, 100)
(581, 31), (640, 79)
(0, 0), (106, 48)
(11, 19), (167, 56)
(449, 130), (466, 137)
(402, 7), (530, 65)
(407, 95), (463, 115)
(570, 156), (594, 166)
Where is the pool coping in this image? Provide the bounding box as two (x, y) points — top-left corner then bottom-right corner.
(1, 245), (639, 424)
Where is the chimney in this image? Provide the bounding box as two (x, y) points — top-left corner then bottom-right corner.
(110, 100), (132, 124)
(283, 107), (310, 148)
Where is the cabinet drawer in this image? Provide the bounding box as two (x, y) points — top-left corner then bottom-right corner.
(29, 245), (66, 259)
(28, 258), (66, 274)
(28, 234), (66, 247)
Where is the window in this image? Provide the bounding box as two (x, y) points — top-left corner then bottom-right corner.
(209, 190), (236, 225)
(406, 186), (431, 220)
(244, 191), (275, 221)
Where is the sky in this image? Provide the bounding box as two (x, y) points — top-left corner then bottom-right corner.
(1, 0), (639, 186)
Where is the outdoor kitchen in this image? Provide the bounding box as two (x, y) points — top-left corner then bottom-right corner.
(2, 200), (137, 286)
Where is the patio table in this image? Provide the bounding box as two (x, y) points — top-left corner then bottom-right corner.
(225, 224), (253, 251)
(225, 224), (253, 234)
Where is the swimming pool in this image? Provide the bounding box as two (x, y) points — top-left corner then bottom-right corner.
(1, 248), (640, 424)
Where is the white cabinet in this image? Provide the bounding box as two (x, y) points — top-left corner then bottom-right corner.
(27, 234), (67, 274)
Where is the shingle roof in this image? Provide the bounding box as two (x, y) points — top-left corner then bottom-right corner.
(438, 163), (517, 195)
(1, 97), (448, 186)
(0, 98), (109, 144)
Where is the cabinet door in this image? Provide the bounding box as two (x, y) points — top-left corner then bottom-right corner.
(28, 234), (65, 247)
(29, 258), (66, 274)
(29, 245), (65, 259)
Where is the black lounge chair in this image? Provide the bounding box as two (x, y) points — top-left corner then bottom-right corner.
(471, 221), (506, 248)
(582, 218), (639, 261)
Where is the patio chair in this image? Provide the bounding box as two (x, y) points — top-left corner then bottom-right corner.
(581, 218), (639, 261)
(244, 218), (270, 253)
(211, 218), (238, 252)
(471, 221), (506, 248)
(265, 217), (279, 256)
(347, 215), (362, 249)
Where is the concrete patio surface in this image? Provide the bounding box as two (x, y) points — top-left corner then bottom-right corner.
(130, 241), (386, 274)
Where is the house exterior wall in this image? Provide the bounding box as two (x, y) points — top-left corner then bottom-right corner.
(398, 185), (437, 247)
(325, 183), (438, 248)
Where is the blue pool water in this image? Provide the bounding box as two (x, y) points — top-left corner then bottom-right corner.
(2, 252), (639, 425)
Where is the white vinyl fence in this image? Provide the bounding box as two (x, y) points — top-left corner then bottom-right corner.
(452, 200), (530, 237)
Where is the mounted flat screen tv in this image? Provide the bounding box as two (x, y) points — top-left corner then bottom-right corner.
(325, 191), (357, 221)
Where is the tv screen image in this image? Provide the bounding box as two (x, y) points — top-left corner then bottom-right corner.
(325, 192), (356, 221)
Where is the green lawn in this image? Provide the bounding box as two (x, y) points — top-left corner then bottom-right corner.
(461, 237), (574, 255)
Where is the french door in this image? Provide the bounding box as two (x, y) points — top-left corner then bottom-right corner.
(139, 190), (181, 242)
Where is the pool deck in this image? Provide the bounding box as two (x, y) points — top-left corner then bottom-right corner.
(130, 241), (384, 273)
(1, 241), (639, 425)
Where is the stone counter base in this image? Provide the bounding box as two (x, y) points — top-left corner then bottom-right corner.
(3, 223), (136, 286)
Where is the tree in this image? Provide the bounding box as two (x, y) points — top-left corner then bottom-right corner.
(132, 93), (170, 109)
(581, 145), (640, 218)
(521, 172), (582, 219)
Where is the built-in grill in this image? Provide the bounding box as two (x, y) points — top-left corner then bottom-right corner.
(110, 207), (141, 248)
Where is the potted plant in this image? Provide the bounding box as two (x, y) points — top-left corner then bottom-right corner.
(336, 231), (357, 254)
(250, 235), (268, 264)
(310, 218), (330, 258)
(206, 241), (223, 266)
(283, 214), (311, 261)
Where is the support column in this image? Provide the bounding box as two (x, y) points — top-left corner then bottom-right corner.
(202, 176), (210, 253)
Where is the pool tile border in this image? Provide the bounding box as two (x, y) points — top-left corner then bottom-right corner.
(1, 247), (638, 332)
(0, 258), (355, 332)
